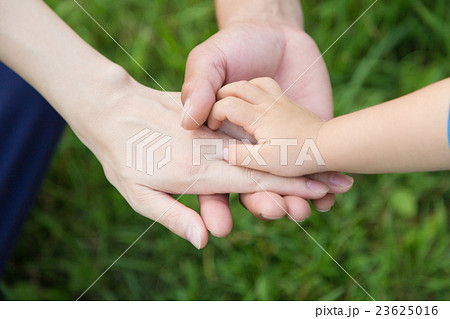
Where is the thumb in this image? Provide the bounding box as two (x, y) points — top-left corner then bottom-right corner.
(181, 41), (227, 130)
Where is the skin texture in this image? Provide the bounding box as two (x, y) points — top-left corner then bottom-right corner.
(210, 77), (450, 175)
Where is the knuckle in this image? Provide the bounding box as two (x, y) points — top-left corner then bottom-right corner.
(187, 41), (223, 72)
(126, 184), (155, 215)
(187, 44), (205, 61)
(249, 107), (262, 125)
(181, 82), (193, 98)
(127, 190), (146, 214)
(234, 80), (250, 88)
(252, 76), (273, 85)
(224, 80), (249, 93)
(162, 209), (182, 231)
(129, 200), (143, 215)
(102, 165), (118, 186)
(252, 77), (282, 92)
(219, 96), (237, 108)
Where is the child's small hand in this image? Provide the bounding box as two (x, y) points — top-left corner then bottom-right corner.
(209, 77), (328, 176)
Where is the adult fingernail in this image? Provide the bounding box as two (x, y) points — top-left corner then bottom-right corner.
(260, 214), (281, 220)
(181, 98), (192, 128)
(330, 173), (354, 188)
(307, 180), (329, 194)
(186, 224), (202, 249)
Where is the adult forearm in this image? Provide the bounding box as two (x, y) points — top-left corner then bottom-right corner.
(0, 0), (130, 130)
(214, 0), (303, 29)
(319, 78), (450, 174)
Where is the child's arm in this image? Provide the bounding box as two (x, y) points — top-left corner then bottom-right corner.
(320, 78), (450, 174)
(209, 77), (450, 176)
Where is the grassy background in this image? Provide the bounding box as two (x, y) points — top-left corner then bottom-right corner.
(1, 0), (449, 300)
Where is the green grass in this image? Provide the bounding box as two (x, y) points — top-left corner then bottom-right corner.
(1, 0), (449, 300)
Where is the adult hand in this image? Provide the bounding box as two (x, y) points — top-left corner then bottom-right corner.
(0, 0), (348, 248)
(181, 17), (348, 235)
(76, 78), (335, 249)
(182, 22), (333, 126)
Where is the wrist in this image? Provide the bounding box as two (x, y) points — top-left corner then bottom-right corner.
(57, 61), (133, 123)
(315, 118), (340, 173)
(59, 61), (137, 148)
(215, 0), (304, 30)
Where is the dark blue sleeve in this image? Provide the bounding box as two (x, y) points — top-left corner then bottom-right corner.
(0, 63), (66, 276)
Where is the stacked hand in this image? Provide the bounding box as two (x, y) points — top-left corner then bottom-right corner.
(178, 20), (353, 241)
(0, 0), (354, 250)
(80, 79), (350, 249)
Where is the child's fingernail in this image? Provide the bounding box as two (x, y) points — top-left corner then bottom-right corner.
(223, 148), (229, 161)
(317, 207), (331, 212)
(181, 98), (192, 128)
(186, 224), (202, 249)
(330, 173), (354, 188)
(307, 180), (329, 194)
